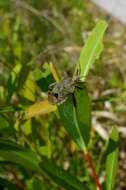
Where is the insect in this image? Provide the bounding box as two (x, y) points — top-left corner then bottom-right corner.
(48, 73), (84, 105)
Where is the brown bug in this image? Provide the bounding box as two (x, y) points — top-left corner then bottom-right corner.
(48, 73), (84, 105)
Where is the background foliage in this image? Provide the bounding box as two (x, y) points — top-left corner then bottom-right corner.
(0, 0), (126, 189)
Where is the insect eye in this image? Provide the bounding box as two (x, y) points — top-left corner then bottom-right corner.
(53, 93), (58, 98)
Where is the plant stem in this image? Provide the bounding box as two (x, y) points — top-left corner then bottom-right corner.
(10, 169), (25, 190)
(84, 152), (102, 190)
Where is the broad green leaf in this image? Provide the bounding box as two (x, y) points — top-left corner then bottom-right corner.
(105, 127), (119, 190)
(0, 177), (20, 190)
(58, 95), (86, 150)
(40, 159), (87, 190)
(78, 20), (107, 80)
(74, 87), (91, 145)
(0, 139), (40, 172)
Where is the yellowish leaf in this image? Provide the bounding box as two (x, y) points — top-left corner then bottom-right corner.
(25, 100), (56, 118)
(19, 72), (36, 101)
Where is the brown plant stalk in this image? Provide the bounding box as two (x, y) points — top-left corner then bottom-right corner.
(10, 169), (25, 190)
(84, 152), (102, 190)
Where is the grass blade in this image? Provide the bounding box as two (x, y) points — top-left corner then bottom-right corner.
(105, 126), (119, 190)
(0, 139), (40, 172)
(0, 177), (20, 190)
(40, 158), (87, 190)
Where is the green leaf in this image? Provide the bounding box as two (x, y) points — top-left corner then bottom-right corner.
(19, 71), (36, 102)
(40, 159), (87, 190)
(0, 177), (20, 190)
(58, 87), (91, 149)
(7, 63), (22, 101)
(78, 20), (107, 80)
(0, 139), (40, 172)
(74, 87), (91, 145)
(17, 65), (37, 101)
(58, 95), (86, 150)
(0, 0), (10, 8)
(26, 178), (50, 190)
(0, 139), (24, 150)
(37, 74), (54, 92)
(0, 115), (9, 130)
(33, 179), (45, 190)
(0, 115), (15, 135)
(105, 127), (119, 190)
(36, 63), (55, 92)
(22, 119), (32, 135)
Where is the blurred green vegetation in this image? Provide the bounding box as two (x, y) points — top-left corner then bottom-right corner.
(0, 0), (126, 189)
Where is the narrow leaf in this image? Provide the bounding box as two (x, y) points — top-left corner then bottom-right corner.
(105, 127), (119, 190)
(0, 115), (15, 135)
(25, 100), (56, 118)
(7, 63), (22, 100)
(40, 159), (87, 190)
(58, 95), (86, 150)
(49, 62), (60, 82)
(78, 20), (107, 80)
(0, 177), (20, 190)
(19, 71), (36, 101)
(74, 87), (91, 145)
(0, 139), (40, 172)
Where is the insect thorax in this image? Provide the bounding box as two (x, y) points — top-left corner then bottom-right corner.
(48, 76), (83, 105)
